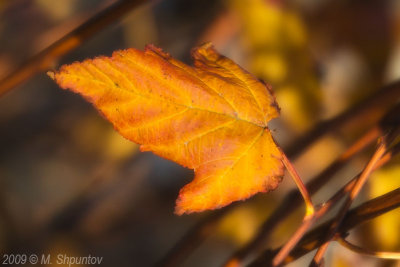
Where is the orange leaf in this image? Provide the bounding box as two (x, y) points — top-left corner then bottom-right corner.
(49, 43), (284, 215)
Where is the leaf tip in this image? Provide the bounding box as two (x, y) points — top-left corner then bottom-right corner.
(144, 43), (171, 59)
(174, 193), (191, 215)
(47, 70), (56, 80)
(174, 206), (185, 216)
(191, 42), (216, 59)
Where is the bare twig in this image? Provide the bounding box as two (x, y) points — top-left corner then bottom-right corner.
(249, 187), (400, 266)
(337, 236), (400, 260)
(248, 138), (400, 266)
(280, 136), (400, 265)
(161, 93), (400, 267)
(154, 205), (235, 267)
(224, 127), (380, 266)
(314, 137), (400, 221)
(160, 90), (400, 267)
(0, 0), (147, 97)
(285, 80), (400, 158)
(311, 129), (398, 266)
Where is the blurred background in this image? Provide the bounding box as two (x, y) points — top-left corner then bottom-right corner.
(0, 0), (399, 266)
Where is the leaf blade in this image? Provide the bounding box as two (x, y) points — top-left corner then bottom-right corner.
(50, 43), (284, 214)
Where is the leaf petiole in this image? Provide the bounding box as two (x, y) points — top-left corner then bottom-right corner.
(272, 147), (316, 266)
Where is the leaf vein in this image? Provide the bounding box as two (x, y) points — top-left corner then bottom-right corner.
(64, 64), (261, 127)
(214, 60), (265, 123)
(196, 128), (264, 188)
(162, 59), (240, 116)
(182, 120), (235, 146)
(131, 108), (189, 129)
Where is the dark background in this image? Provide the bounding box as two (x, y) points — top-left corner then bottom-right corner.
(0, 0), (399, 266)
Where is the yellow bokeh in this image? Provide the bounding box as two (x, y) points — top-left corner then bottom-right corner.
(369, 164), (400, 249)
(218, 205), (261, 245)
(231, 0), (283, 47)
(276, 85), (313, 131)
(252, 53), (287, 83)
(229, 0), (321, 133)
(102, 128), (138, 161)
(283, 11), (307, 47)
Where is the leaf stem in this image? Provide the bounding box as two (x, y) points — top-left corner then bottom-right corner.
(280, 149), (315, 215)
(159, 98), (400, 267)
(249, 187), (400, 266)
(224, 126), (380, 266)
(311, 130), (397, 266)
(272, 148), (316, 266)
(248, 137), (400, 266)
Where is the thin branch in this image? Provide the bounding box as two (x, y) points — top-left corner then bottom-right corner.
(273, 132), (393, 267)
(158, 85), (400, 266)
(272, 149), (316, 266)
(249, 187), (400, 266)
(225, 104), (400, 266)
(273, 213), (316, 267)
(248, 140), (400, 266)
(285, 80), (400, 158)
(224, 127), (380, 266)
(276, 136), (400, 265)
(314, 137), (400, 219)
(154, 205), (235, 267)
(311, 129), (398, 265)
(337, 236), (400, 260)
(0, 0), (147, 97)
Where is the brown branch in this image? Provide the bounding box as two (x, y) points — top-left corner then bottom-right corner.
(274, 132), (393, 266)
(337, 236), (400, 260)
(223, 127), (380, 266)
(248, 140), (400, 266)
(306, 137), (400, 226)
(285, 80), (400, 158)
(249, 187), (400, 266)
(154, 205), (236, 267)
(0, 0), (147, 97)
(311, 129), (399, 265)
(158, 84), (400, 267)
(225, 102), (400, 266)
(273, 132), (399, 267)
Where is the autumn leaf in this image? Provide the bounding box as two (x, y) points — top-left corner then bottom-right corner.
(48, 43), (284, 215)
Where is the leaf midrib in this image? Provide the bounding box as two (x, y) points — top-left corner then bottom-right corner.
(68, 59), (265, 129)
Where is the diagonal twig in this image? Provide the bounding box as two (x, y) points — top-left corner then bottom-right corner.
(285, 80), (400, 157)
(248, 138), (400, 266)
(311, 128), (399, 266)
(224, 126), (380, 266)
(249, 186), (400, 266)
(0, 0), (147, 97)
(158, 81), (400, 267)
(337, 236), (400, 260)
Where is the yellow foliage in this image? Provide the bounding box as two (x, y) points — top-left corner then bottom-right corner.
(218, 206), (260, 245)
(283, 12), (307, 47)
(36, 0), (78, 21)
(103, 129), (138, 161)
(229, 0), (321, 132)
(276, 85), (312, 131)
(369, 164), (400, 249)
(252, 53), (287, 83)
(50, 43), (284, 214)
